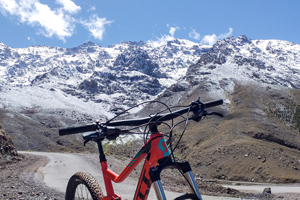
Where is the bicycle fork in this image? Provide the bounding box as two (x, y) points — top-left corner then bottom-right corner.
(149, 159), (203, 200)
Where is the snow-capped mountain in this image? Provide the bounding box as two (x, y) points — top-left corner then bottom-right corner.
(190, 35), (300, 89)
(158, 35), (300, 106)
(0, 38), (211, 123)
(1, 35), (300, 116)
(0, 39), (209, 86)
(1, 35), (300, 121)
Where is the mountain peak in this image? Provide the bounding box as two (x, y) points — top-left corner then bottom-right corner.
(79, 41), (101, 48)
(237, 34), (252, 44)
(167, 38), (181, 45)
(0, 42), (8, 50)
(120, 41), (146, 47)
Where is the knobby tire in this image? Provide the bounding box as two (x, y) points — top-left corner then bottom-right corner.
(65, 172), (104, 200)
(174, 193), (200, 200)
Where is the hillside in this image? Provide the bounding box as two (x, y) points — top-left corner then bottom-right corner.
(159, 84), (300, 183)
(0, 35), (300, 183)
(142, 36), (300, 183)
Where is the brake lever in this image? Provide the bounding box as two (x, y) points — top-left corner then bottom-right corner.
(82, 132), (104, 146)
(83, 137), (92, 146)
(192, 110), (223, 122)
(206, 112), (223, 117)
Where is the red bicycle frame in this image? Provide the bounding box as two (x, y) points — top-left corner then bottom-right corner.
(96, 131), (202, 200)
(98, 132), (169, 200)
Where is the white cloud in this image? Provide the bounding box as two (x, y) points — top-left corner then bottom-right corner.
(80, 14), (113, 40)
(189, 29), (200, 40)
(147, 26), (180, 47)
(56, 0), (81, 14)
(147, 34), (173, 48)
(87, 5), (96, 12)
(0, 0), (77, 42)
(219, 27), (233, 39)
(29, 3), (75, 41)
(201, 34), (217, 46)
(169, 26), (179, 37)
(27, 36), (36, 44)
(201, 28), (233, 45)
(0, 0), (18, 15)
(0, 0), (112, 42)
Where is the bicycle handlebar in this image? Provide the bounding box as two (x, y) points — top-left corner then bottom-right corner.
(202, 99), (224, 109)
(59, 124), (98, 136)
(59, 99), (223, 136)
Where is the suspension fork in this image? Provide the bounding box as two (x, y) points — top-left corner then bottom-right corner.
(183, 171), (202, 200)
(149, 159), (203, 200)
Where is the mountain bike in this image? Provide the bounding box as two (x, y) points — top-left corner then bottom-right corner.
(59, 98), (223, 200)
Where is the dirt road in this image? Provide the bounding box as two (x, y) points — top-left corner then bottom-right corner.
(20, 151), (240, 200)
(221, 183), (300, 194)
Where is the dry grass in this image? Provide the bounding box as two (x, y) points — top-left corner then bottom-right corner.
(173, 83), (300, 183)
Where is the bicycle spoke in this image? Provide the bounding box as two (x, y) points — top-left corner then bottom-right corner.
(73, 183), (93, 200)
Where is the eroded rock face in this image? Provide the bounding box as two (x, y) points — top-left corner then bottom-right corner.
(0, 127), (18, 157)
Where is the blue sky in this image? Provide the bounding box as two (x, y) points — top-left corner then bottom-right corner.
(0, 0), (299, 48)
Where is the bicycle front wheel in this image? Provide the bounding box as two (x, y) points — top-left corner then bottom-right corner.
(65, 172), (104, 200)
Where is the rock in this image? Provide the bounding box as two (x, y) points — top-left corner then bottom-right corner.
(263, 187), (271, 194)
(0, 130), (18, 157)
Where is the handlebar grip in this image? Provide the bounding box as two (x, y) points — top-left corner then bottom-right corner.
(59, 124), (97, 136)
(203, 99), (223, 109)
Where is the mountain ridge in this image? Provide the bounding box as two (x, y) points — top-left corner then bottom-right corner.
(1, 34), (299, 130)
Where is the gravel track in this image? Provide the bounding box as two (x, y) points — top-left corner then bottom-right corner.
(19, 151), (241, 200)
(0, 153), (64, 200)
(2, 151), (298, 200)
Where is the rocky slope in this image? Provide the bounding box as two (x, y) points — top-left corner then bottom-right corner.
(0, 125), (17, 159)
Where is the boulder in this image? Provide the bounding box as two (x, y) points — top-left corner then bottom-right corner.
(263, 187), (271, 194)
